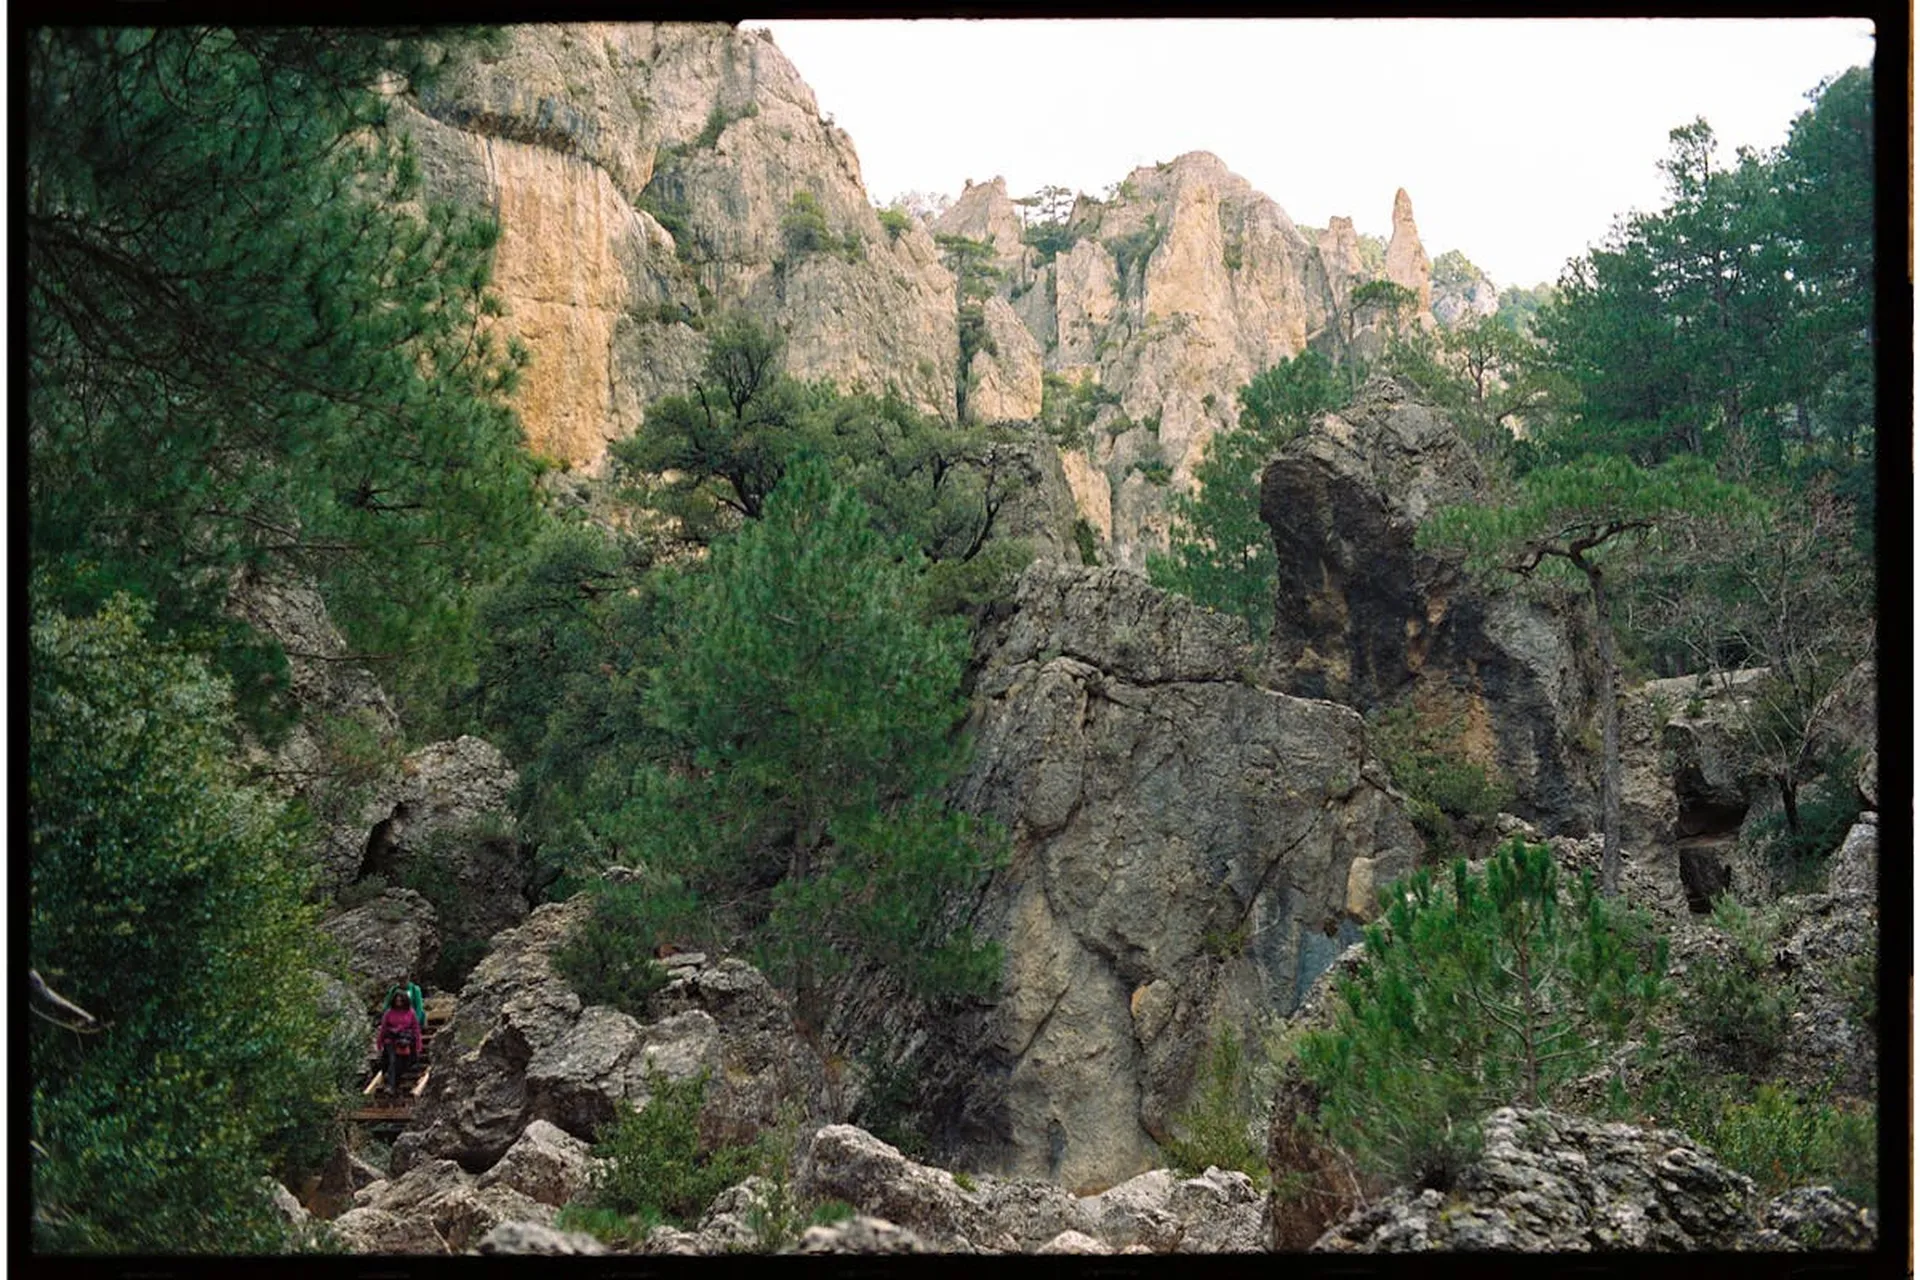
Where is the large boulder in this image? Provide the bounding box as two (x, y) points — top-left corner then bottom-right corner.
(474, 1118), (597, 1208)
(933, 562), (1420, 1190)
(1259, 379), (1598, 838)
(340, 1157), (555, 1254)
(793, 1124), (1265, 1254)
(1826, 813), (1877, 896)
(474, 1221), (610, 1255)
(1313, 1108), (1763, 1251)
(1312, 1107), (1875, 1253)
(391, 896), (828, 1180)
(320, 888), (441, 1010)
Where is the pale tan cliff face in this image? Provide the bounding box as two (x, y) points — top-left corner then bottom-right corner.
(1384, 186), (1435, 326)
(401, 22), (956, 471)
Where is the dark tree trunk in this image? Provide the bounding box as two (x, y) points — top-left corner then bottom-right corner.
(1579, 555), (1624, 898)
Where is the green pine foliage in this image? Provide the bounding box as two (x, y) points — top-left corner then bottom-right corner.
(27, 28), (542, 736)
(602, 459), (1006, 1019)
(611, 314), (1028, 602)
(1297, 839), (1667, 1189)
(583, 1068), (767, 1230)
(31, 595), (358, 1252)
(1150, 350), (1341, 639)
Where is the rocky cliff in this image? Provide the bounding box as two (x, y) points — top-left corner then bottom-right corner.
(1259, 377), (1600, 837)
(942, 156), (1431, 568)
(926, 563), (1421, 1190)
(398, 25), (1438, 573)
(399, 23), (956, 472)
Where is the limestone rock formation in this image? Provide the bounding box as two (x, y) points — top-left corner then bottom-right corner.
(401, 23), (957, 472)
(792, 1124), (1264, 1253)
(1382, 188), (1434, 325)
(1311, 1107), (1873, 1252)
(934, 562), (1420, 1190)
(336, 1156), (555, 1254)
(390, 896), (828, 1180)
(1259, 379), (1599, 837)
(1827, 813), (1877, 896)
(321, 888), (442, 1009)
(342, 735), (529, 942)
(475, 1220), (611, 1255)
(967, 294), (1046, 423)
(931, 176), (1034, 284)
(795, 1215), (933, 1253)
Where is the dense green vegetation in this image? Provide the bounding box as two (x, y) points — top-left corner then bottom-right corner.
(31, 597), (359, 1251)
(29, 24), (1875, 1250)
(1296, 840), (1668, 1188)
(28, 27), (541, 738)
(1148, 350), (1341, 638)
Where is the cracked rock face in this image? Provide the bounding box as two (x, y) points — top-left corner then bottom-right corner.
(945, 563), (1420, 1190)
(1259, 379), (1598, 837)
(1312, 1107), (1873, 1252)
(402, 22), (957, 472)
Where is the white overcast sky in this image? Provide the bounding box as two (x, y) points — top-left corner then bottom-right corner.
(753, 18), (1876, 289)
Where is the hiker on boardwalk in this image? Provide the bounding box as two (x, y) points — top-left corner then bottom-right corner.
(374, 988), (423, 1095)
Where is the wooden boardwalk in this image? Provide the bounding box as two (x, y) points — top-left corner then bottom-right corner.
(346, 996), (453, 1125)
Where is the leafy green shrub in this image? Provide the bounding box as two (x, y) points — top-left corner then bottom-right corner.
(587, 1067), (765, 1229)
(1367, 698), (1513, 862)
(781, 190), (834, 258)
(1132, 458), (1173, 486)
(1682, 896), (1795, 1076)
(1298, 840), (1667, 1190)
(1747, 772), (1862, 894)
(1708, 1084), (1876, 1208)
(850, 1041), (930, 1159)
(1164, 1027), (1266, 1186)
(550, 880), (677, 1018)
(808, 1199), (857, 1226)
(1107, 215), (1161, 285)
(695, 100), (758, 149)
(876, 205), (912, 242)
(31, 595), (356, 1252)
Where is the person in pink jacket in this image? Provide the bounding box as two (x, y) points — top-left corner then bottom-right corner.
(374, 989), (423, 1094)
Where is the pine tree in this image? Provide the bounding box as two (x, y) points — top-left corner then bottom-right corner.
(27, 27), (539, 731)
(1419, 454), (1759, 895)
(1297, 840), (1666, 1188)
(603, 459), (1005, 1021)
(1151, 351), (1340, 639)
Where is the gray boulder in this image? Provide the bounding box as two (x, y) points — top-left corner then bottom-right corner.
(392, 896), (828, 1180)
(475, 1118), (597, 1208)
(795, 1215), (932, 1253)
(320, 888), (440, 1010)
(1313, 1107), (1759, 1251)
(339, 1156), (556, 1255)
(794, 1123), (1267, 1253)
(328, 1206), (452, 1254)
(1827, 814), (1877, 896)
(474, 1221), (610, 1255)
(1748, 1185), (1877, 1250)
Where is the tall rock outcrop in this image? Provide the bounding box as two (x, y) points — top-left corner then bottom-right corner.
(399, 23), (957, 472)
(919, 563), (1421, 1191)
(1258, 379), (1599, 836)
(1382, 187), (1434, 326)
(974, 154), (1433, 569)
